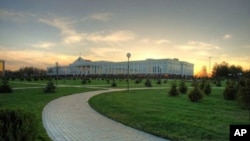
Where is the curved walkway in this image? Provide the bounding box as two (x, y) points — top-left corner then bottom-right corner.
(42, 89), (169, 141)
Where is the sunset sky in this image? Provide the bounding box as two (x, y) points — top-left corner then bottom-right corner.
(1, 0), (250, 74)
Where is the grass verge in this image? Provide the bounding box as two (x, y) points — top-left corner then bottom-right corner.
(0, 82), (100, 141)
(89, 88), (249, 141)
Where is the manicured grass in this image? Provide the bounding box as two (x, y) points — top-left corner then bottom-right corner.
(89, 88), (249, 141)
(13, 79), (175, 88)
(0, 82), (101, 141)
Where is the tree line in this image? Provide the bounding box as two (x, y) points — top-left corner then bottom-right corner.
(212, 61), (250, 79)
(2, 62), (250, 79)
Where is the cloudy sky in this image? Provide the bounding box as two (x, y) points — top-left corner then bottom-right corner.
(1, 0), (250, 73)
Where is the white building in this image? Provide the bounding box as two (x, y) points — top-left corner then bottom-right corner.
(47, 57), (194, 77)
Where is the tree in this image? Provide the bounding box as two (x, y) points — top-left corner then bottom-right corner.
(212, 62), (243, 79)
(237, 78), (250, 109)
(179, 80), (188, 94)
(188, 85), (203, 102)
(0, 109), (38, 141)
(203, 81), (212, 95)
(0, 78), (12, 93)
(212, 61), (229, 78)
(144, 79), (152, 87)
(168, 81), (179, 96)
(44, 80), (56, 93)
(223, 80), (237, 100)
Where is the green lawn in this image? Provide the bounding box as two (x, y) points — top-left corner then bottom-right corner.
(0, 81), (101, 141)
(89, 88), (249, 141)
(0, 79), (234, 140)
(25, 78), (176, 88)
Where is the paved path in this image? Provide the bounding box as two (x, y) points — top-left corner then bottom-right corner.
(42, 89), (169, 141)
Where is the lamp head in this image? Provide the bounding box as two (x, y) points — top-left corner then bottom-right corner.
(126, 53), (131, 58)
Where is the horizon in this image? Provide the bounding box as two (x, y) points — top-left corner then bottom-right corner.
(1, 0), (250, 74)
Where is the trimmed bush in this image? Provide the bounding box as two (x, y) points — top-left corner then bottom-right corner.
(237, 78), (250, 109)
(191, 79), (198, 87)
(82, 79), (87, 84)
(199, 80), (212, 95)
(0, 109), (38, 141)
(179, 80), (188, 94)
(215, 80), (222, 87)
(0, 78), (12, 93)
(168, 82), (179, 96)
(188, 86), (203, 102)
(44, 80), (56, 93)
(156, 79), (161, 85)
(111, 79), (117, 87)
(135, 79), (141, 84)
(199, 79), (206, 90)
(144, 79), (152, 87)
(223, 80), (237, 100)
(203, 82), (212, 95)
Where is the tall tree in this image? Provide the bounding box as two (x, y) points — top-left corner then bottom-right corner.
(212, 61), (244, 78)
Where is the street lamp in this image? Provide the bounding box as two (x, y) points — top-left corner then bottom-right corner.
(56, 62), (59, 86)
(127, 53), (131, 91)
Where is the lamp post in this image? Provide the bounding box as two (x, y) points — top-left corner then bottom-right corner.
(127, 53), (131, 91)
(56, 62), (58, 86)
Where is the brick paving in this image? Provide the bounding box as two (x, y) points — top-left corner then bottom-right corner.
(42, 89), (169, 141)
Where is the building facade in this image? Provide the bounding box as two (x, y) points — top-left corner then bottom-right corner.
(47, 57), (194, 77)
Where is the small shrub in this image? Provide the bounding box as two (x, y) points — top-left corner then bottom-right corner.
(203, 82), (212, 95)
(237, 78), (250, 109)
(19, 77), (24, 81)
(111, 79), (117, 87)
(26, 77), (32, 81)
(106, 79), (110, 84)
(82, 79), (87, 84)
(163, 79), (168, 83)
(34, 77), (39, 81)
(191, 79), (198, 87)
(0, 79), (12, 93)
(199, 80), (212, 95)
(223, 80), (237, 100)
(199, 79), (206, 90)
(168, 82), (179, 96)
(156, 79), (161, 85)
(0, 109), (38, 141)
(44, 80), (56, 93)
(144, 79), (152, 87)
(179, 80), (187, 94)
(135, 79), (141, 84)
(216, 80), (222, 87)
(188, 86), (203, 102)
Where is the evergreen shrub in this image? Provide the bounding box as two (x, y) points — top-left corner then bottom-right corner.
(179, 80), (187, 94)
(144, 79), (152, 87)
(169, 82), (179, 96)
(223, 80), (237, 100)
(188, 86), (203, 102)
(111, 79), (117, 87)
(156, 79), (161, 85)
(44, 80), (56, 93)
(0, 78), (12, 93)
(135, 79), (141, 84)
(82, 79), (87, 84)
(0, 109), (38, 141)
(237, 78), (250, 109)
(203, 82), (212, 95)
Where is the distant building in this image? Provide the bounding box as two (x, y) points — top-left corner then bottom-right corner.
(0, 60), (5, 77)
(47, 57), (194, 77)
